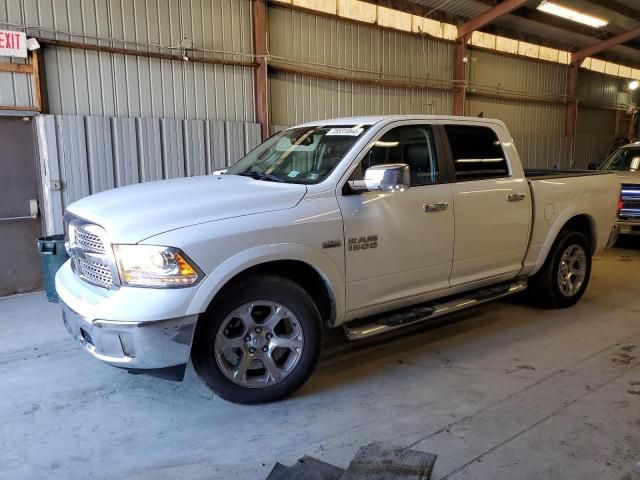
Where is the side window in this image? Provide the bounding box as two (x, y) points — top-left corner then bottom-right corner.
(444, 125), (509, 181)
(350, 125), (439, 187)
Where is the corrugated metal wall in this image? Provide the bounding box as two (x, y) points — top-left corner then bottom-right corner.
(37, 114), (262, 235)
(578, 70), (631, 108)
(270, 71), (453, 124)
(268, 6), (454, 125)
(466, 50), (567, 135)
(0, 57), (32, 108)
(1, 0), (255, 121)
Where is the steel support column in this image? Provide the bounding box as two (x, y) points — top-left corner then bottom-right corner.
(253, 0), (269, 140)
(565, 63), (579, 137)
(453, 36), (468, 116)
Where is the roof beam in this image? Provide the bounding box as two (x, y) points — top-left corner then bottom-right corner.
(457, 0), (528, 39)
(571, 26), (640, 64)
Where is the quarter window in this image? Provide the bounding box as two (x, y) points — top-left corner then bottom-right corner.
(444, 125), (509, 180)
(350, 125), (439, 187)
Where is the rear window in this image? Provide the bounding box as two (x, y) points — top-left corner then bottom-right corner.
(444, 125), (509, 181)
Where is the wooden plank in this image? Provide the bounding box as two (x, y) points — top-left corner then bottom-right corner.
(0, 63), (33, 74)
(571, 27), (640, 64)
(253, 0), (269, 139)
(457, 0), (527, 39)
(341, 442), (437, 480)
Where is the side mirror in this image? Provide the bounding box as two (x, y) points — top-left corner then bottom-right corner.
(587, 162), (599, 171)
(348, 164), (410, 192)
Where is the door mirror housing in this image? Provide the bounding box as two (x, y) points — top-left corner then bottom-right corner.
(348, 163), (411, 192)
(587, 162), (600, 171)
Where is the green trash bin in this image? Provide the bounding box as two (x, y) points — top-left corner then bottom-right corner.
(37, 235), (70, 303)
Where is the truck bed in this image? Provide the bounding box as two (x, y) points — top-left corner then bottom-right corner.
(521, 168), (619, 276)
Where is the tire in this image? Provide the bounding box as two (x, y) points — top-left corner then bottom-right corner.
(528, 229), (592, 309)
(191, 275), (323, 404)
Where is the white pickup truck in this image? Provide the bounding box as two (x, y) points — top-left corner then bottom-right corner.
(56, 115), (621, 404)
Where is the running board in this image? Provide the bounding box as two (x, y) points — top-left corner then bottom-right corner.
(343, 279), (528, 341)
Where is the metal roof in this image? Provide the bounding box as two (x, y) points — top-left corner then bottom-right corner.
(392, 0), (640, 67)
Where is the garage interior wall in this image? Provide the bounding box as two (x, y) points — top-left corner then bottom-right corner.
(268, 6), (454, 125)
(1, 0), (256, 122)
(1, 0), (263, 235)
(266, 3), (634, 169)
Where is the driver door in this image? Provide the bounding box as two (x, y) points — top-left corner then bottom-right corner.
(337, 123), (454, 312)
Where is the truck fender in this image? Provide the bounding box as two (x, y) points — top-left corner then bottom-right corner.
(528, 208), (595, 276)
(185, 243), (345, 322)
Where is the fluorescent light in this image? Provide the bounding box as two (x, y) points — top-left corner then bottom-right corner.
(537, 1), (608, 28)
(629, 80), (639, 91)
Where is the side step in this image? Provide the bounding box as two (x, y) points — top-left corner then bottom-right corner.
(343, 279), (528, 341)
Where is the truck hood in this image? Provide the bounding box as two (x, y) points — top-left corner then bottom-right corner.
(615, 171), (640, 184)
(67, 175), (307, 243)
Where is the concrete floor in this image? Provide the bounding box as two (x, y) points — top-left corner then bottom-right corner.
(1, 239), (639, 480)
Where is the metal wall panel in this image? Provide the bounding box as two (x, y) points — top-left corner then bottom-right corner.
(465, 96), (565, 136)
(38, 114), (263, 234)
(512, 133), (573, 169)
(270, 70), (453, 125)
(574, 133), (616, 169)
(268, 6), (453, 125)
(0, 58), (33, 108)
(269, 7), (454, 83)
(468, 49), (567, 99)
(578, 70), (631, 108)
(1, 0), (255, 121)
(576, 107), (618, 136)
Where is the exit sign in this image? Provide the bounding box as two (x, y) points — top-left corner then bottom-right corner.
(0, 30), (27, 58)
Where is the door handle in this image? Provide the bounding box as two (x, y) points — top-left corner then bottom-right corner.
(507, 193), (526, 202)
(423, 202), (449, 212)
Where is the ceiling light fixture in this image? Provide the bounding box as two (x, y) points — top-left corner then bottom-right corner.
(629, 80), (639, 91)
(537, 1), (608, 28)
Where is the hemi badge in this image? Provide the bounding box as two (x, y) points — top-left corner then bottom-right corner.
(322, 239), (342, 249)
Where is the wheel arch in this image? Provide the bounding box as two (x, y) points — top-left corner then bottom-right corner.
(530, 212), (596, 276)
(186, 244), (343, 328)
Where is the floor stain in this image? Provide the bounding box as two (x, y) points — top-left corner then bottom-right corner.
(621, 345), (636, 353)
(612, 351), (636, 366)
(627, 390), (640, 396)
(505, 365), (536, 374)
(630, 382), (640, 386)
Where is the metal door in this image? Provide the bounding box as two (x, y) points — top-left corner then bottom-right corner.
(0, 115), (42, 296)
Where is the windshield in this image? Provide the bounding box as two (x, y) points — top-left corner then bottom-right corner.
(226, 125), (369, 184)
(600, 147), (640, 172)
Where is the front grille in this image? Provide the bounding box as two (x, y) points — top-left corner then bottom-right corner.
(77, 257), (114, 289)
(620, 184), (640, 220)
(65, 216), (118, 289)
(74, 228), (106, 254)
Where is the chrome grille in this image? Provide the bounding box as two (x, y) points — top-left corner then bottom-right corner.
(620, 184), (640, 220)
(65, 216), (118, 289)
(77, 258), (114, 289)
(74, 228), (106, 254)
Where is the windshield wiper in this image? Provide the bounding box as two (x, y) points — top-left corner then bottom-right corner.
(237, 171), (285, 183)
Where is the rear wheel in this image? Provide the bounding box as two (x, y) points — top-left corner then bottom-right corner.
(192, 275), (323, 404)
(528, 230), (592, 308)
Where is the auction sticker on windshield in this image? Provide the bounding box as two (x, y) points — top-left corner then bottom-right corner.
(326, 127), (364, 136)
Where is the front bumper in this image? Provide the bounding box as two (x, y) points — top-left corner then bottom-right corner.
(56, 261), (199, 375)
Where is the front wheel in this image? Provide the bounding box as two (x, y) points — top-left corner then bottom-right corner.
(191, 275), (323, 404)
(528, 230), (592, 309)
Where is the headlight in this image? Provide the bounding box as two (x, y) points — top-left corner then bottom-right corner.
(113, 245), (202, 288)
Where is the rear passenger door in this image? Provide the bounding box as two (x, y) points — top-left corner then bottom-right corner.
(443, 123), (531, 287)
